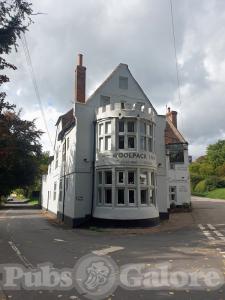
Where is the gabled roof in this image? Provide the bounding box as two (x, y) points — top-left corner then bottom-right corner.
(56, 109), (75, 141)
(86, 63), (157, 114)
(55, 108), (74, 126)
(165, 118), (187, 145)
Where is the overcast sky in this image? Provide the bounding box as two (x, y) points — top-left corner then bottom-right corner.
(4, 0), (225, 158)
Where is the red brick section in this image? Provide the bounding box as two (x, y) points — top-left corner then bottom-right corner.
(165, 120), (182, 144)
(166, 107), (177, 128)
(75, 54), (86, 103)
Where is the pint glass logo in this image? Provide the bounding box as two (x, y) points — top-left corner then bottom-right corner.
(74, 254), (118, 299)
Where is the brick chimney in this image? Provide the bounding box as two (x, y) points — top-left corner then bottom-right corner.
(75, 54), (86, 103)
(167, 107), (177, 128)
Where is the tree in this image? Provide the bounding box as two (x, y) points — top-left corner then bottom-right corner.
(0, 101), (42, 196)
(0, 0), (33, 100)
(0, 0), (38, 200)
(207, 140), (225, 168)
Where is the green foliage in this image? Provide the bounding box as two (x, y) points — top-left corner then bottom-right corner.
(189, 162), (201, 175)
(190, 139), (225, 197)
(194, 180), (207, 193)
(207, 140), (225, 168)
(0, 0), (33, 90)
(205, 176), (220, 191)
(206, 188), (225, 200)
(190, 174), (204, 191)
(199, 163), (214, 176)
(0, 103), (42, 196)
(215, 163), (225, 177)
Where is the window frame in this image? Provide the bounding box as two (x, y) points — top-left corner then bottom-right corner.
(140, 189), (148, 206)
(128, 189), (136, 206)
(117, 188), (126, 206)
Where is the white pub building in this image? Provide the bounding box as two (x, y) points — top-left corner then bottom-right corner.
(42, 54), (191, 227)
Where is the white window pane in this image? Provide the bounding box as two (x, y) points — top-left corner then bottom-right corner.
(140, 137), (146, 150)
(147, 124), (150, 136)
(105, 136), (111, 150)
(99, 124), (103, 135)
(105, 122), (111, 134)
(150, 189), (155, 204)
(99, 138), (104, 152)
(140, 172), (148, 185)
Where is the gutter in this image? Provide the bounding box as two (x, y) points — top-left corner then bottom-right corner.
(91, 121), (96, 217)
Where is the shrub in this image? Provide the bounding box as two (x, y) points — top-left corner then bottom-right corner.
(216, 178), (225, 188)
(194, 180), (207, 193)
(205, 176), (220, 191)
(190, 174), (204, 190)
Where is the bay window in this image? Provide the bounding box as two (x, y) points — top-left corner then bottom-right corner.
(98, 121), (112, 152)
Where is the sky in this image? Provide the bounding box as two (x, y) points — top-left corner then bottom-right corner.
(3, 0), (225, 158)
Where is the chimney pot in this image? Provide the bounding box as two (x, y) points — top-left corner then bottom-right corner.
(166, 108), (178, 128)
(78, 53), (83, 66)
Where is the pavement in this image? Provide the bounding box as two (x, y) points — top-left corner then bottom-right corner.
(1, 198), (40, 210)
(0, 197), (225, 299)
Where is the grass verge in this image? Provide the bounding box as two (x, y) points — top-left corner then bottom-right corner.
(206, 188), (225, 200)
(192, 188), (225, 200)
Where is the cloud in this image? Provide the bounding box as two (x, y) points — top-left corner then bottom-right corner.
(3, 0), (225, 157)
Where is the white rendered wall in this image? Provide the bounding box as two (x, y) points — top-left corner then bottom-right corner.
(167, 149), (191, 205)
(155, 116), (169, 213)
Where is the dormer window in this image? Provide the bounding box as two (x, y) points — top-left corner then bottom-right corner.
(100, 95), (110, 106)
(119, 76), (128, 89)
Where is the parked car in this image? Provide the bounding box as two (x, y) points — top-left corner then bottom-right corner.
(7, 196), (14, 202)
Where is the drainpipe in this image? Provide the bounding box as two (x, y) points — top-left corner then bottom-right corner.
(91, 121), (96, 217)
(62, 141), (66, 222)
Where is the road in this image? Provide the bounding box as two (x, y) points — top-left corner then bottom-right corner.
(0, 197), (225, 300)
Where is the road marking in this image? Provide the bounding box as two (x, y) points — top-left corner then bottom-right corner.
(8, 241), (33, 269)
(213, 231), (224, 237)
(198, 224), (205, 230)
(207, 224), (216, 230)
(202, 231), (215, 240)
(203, 231), (211, 236)
(92, 246), (124, 256)
(54, 239), (65, 242)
